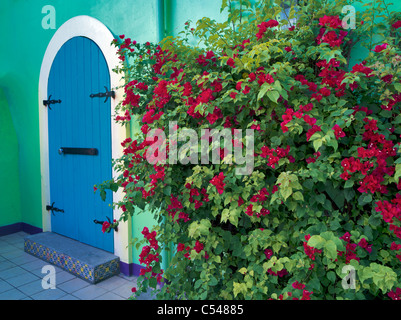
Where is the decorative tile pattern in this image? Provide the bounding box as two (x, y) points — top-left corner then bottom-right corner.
(24, 239), (119, 284)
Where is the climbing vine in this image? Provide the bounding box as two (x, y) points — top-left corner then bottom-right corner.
(97, 0), (401, 300)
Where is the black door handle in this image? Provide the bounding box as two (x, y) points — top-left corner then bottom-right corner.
(58, 147), (98, 155)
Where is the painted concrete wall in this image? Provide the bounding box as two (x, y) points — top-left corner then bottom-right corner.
(0, 88), (22, 227)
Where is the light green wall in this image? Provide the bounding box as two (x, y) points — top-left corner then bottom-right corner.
(0, 88), (22, 226)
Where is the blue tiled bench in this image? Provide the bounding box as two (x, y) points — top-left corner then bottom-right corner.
(24, 232), (120, 284)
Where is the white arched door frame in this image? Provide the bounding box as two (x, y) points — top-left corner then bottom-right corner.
(38, 15), (129, 264)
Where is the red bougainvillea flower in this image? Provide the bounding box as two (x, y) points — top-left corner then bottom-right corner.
(256, 19), (279, 39)
(332, 124), (346, 139)
(230, 92), (237, 100)
(390, 242), (401, 250)
(318, 15), (343, 29)
(264, 249), (273, 260)
(210, 172), (226, 194)
(303, 234), (322, 260)
(373, 43), (388, 52)
(206, 107), (223, 125)
(227, 57), (236, 68)
(292, 281), (306, 290)
(102, 221), (111, 233)
(194, 240), (204, 253)
(248, 72), (256, 82)
(257, 73), (275, 85)
(245, 204), (253, 216)
(358, 238), (372, 253)
(319, 87), (331, 97)
(388, 288), (401, 300)
(301, 290), (313, 300)
(306, 125), (322, 141)
(303, 114), (317, 126)
(340, 232), (351, 242)
(177, 243), (185, 252)
(381, 74), (393, 84)
(392, 21), (401, 29)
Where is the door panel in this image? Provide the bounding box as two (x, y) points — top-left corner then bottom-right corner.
(48, 36), (114, 252)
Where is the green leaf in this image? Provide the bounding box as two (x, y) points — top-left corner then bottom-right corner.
(257, 83), (270, 100)
(149, 277), (157, 289)
(208, 276), (218, 286)
(344, 188), (355, 201)
(344, 179), (354, 188)
(324, 240), (338, 260)
(266, 90), (280, 103)
(292, 191), (304, 201)
(233, 282), (248, 297)
(316, 193), (326, 204)
(163, 186), (172, 196)
(280, 186), (293, 201)
(394, 163), (401, 182)
(394, 83), (401, 92)
(194, 279), (203, 289)
(100, 189), (106, 202)
(327, 138), (338, 152)
(327, 271), (336, 283)
(307, 235), (326, 249)
(358, 193), (372, 206)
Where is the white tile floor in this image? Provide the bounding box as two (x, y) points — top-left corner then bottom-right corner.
(0, 231), (141, 300)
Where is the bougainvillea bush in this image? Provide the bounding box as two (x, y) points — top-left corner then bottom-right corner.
(98, 0), (401, 299)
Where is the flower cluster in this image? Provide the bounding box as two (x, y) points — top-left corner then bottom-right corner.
(337, 232), (372, 264)
(139, 227), (163, 284)
(101, 218), (118, 233)
(256, 19), (279, 40)
(177, 240), (208, 260)
(210, 172), (226, 195)
(259, 145), (292, 168)
(303, 235), (322, 262)
(167, 195), (190, 223)
(388, 287), (401, 300)
(375, 195), (401, 239)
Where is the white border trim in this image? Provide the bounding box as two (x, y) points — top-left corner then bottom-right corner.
(38, 15), (129, 263)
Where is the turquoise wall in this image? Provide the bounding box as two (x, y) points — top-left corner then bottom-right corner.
(0, 88), (22, 227)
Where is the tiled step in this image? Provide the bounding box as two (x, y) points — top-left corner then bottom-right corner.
(24, 232), (120, 284)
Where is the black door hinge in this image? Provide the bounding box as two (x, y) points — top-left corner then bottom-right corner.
(90, 86), (115, 103)
(43, 95), (61, 110)
(46, 202), (64, 216)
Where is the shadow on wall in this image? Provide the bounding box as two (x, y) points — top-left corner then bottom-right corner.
(0, 87), (22, 227)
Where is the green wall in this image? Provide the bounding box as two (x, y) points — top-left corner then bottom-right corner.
(0, 88), (22, 227)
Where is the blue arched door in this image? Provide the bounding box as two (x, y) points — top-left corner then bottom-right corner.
(47, 36), (114, 252)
